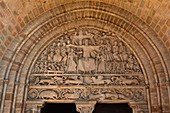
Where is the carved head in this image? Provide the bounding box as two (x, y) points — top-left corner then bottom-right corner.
(119, 41), (124, 46)
(83, 38), (90, 46)
(114, 41), (118, 46)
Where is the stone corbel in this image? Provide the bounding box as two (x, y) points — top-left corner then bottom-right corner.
(75, 101), (96, 113)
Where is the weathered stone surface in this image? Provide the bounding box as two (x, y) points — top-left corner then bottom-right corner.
(0, 1), (170, 113)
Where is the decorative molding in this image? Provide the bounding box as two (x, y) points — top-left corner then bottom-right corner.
(28, 87), (145, 102)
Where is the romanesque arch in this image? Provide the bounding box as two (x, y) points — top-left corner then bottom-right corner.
(0, 1), (169, 113)
(27, 28), (145, 113)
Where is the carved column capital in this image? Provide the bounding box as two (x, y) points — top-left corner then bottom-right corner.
(128, 102), (137, 109)
(128, 102), (148, 113)
(75, 101), (96, 113)
(128, 102), (138, 113)
(26, 101), (44, 113)
(3, 79), (9, 84)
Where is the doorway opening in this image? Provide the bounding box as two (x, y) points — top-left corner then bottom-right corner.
(93, 103), (132, 113)
(41, 103), (132, 113)
(41, 103), (78, 113)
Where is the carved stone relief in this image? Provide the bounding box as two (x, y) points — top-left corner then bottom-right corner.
(75, 101), (96, 113)
(26, 101), (44, 113)
(28, 87), (145, 102)
(27, 29), (146, 107)
(31, 29), (142, 75)
(29, 74), (145, 86)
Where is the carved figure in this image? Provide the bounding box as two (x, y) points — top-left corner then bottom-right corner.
(111, 76), (125, 85)
(64, 89), (81, 100)
(89, 93), (105, 100)
(105, 39), (113, 71)
(122, 78), (139, 85)
(81, 88), (105, 100)
(53, 49), (62, 63)
(35, 77), (56, 85)
(118, 89), (134, 100)
(132, 56), (141, 72)
(39, 61), (46, 72)
(48, 51), (55, 62)
(112, 41), (120, 61)
(96, 50), (106, 73)
(67, 38), (101, 73)
(119, 41), (128, 61)
(77, 38), (100, 73)
(32, 62), (40, 73)
(66, 48), (77, 72)
(50, 42), (57, 52)
(39, 48), (48, 61)
(39, 90), (58, 100)
(105, 93), (118, 100)
(64, 76), (83, 85)
(126, 54), (135, 71)
(70, 31), (79, 45)
(53, 76), (64, 85)
(115, 76), (139, 85)
(91, 76), (111, 85)
(71, 30), (84, 45)
(105, 40), (112, 61)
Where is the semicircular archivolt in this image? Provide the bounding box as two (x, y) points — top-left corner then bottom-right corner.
(28, 28), (146, 103)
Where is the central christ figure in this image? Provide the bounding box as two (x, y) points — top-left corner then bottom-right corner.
(68, 38), (101, 73)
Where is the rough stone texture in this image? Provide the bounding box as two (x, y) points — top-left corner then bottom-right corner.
(0, 0), (170, 113)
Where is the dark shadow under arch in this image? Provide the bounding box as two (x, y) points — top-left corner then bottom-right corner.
(93, 103), (132, 113)
(41, 103), (132, 113)
(41, 103), (78, 113)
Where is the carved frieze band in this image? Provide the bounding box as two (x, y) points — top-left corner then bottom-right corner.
(28, 87), (145, 102)
(29, 74), (145, 86)
(28, 29), (145, 103)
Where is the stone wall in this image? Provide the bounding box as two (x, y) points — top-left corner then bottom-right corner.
(0, 0), (170, 113)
